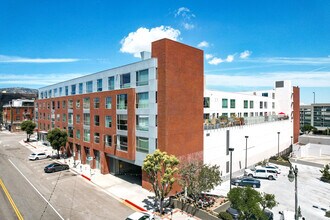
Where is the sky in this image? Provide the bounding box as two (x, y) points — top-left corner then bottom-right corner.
(0, 0), (329, 104)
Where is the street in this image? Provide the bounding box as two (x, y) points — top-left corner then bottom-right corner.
(0, 132), (133, 220)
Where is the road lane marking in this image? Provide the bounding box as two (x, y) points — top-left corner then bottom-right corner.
(0, 178), (24, 220)
(8, 159), (64, 220)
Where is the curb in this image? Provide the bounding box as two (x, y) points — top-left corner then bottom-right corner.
(81, 174), (91, 181)
(124, 199), (147, 212)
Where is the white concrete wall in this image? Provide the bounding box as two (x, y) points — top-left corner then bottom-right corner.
(204, 120), (293, 176)
(294, 143), (330, 157)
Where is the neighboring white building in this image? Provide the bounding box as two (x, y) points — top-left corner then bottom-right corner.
(203, 80), (298, 176)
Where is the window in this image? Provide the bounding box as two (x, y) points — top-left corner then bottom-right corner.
(136, 115), (149, 131)
(262, 93), (268, 97)
(117, 114), (127, 130)
(86, 81), (93, 93)
(272, 102), (275, 109)
(244, 100), (248, 109)
(54, 88), (58, 97)
(65, 86), (69, 96)
(94, 132), (100, 143)
(136, 137), (149, 153)
(68, 100), (73, 109)
(250, 101), (254, 109)
(83, 129), (90, 142)
(260, 101), (263, 109)
(56, 114), (60, 121)
(68, 113), (73, 124)
(136, 69), (148, 86)
(59, 87), (63, 96)
(48, 90), (52, 98)
(264, 102), (268, 108)
(105, 116), (112, 128)
(222, 99), (228, 108)
(105, 97), (112, 109)
(230, 99), (236, 108)
(136, 92), (148, 108)
(62, 100), (66, 109)
(83, 98), (90, 109)
(120, 73), (130, 88)
(117, 135), (128, 151)
(108, 76), (115, 90)
(76, 129), (80, 139)
(204, 97), (210, 108)
(105, 135), (112, 147)
(244, 112), (248, 117)
(57, 101), (60, 109)
(94, 115), (100, 126)
(41, 92), (44, 99)
(76, 114), (80, 123)
(76, 100), (80, 109)
(84, 113), (90, 126)
(117, 94), (128, 110)
(97, 79), (102, 91)
(68, 127), (73, 138)
(71, 84), (76, 95)
(79, 83), (83, 94)
(94, 97), (100, 109)
(62, 113), (67, 122)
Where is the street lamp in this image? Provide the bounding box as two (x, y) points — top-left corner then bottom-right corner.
(288, 164), (299, 220)
(290, 136), (293, 147)
(277, 132), (280, 157)
(229, 147), (234, 190)
(244, 136), (249, 169)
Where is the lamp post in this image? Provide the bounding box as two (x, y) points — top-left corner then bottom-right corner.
(288, 165), (299, 220)
(244, 136), (249, 169)
(277, 132), (280, 157)
(229, 147), (234, 190)
(290, 136), (293, 147)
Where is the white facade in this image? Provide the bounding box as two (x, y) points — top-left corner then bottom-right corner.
(203, 80), (295, 176)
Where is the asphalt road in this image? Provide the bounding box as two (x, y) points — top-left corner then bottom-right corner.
(0, 131), (133, 220)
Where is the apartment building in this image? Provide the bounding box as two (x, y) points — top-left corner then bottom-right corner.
(36, 39), (204, 189)
(2, 99), (35, 132)
(36, 38), (300, 189)
(300, 104), (330, 130)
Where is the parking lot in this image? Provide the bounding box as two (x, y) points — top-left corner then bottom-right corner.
(210, 163), (330, 219)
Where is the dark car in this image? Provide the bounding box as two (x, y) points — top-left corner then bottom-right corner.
(227, 207), (273, 220)
(231, 177), (261, 188)
(44, 162), (69, 173)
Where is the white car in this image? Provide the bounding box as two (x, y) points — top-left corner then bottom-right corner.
(126, 212), (155, 220)
(28, 152), (49, 160)
(256, 164), (281, 174)
(244, 167), (278, 180)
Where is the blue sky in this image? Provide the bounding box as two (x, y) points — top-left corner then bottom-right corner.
(0, 0), (329, 104)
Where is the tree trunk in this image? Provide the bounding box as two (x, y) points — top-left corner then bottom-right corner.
(159, 197), (164, 214)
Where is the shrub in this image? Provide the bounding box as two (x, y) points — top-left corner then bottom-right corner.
(218, 212), (233, 220)
(320, 164), (330, 183)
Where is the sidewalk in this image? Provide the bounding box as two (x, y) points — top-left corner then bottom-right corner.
(20, 138), (201, 220)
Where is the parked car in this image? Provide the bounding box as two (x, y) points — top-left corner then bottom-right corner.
(28, 152), (49, 160)
(44, 163), (69, 173)
(231, 177), (261, 188)
(256, 164), (281, 174)
(125, 212), (154, 220)
(244, 167), (278, 180)
(226, 207), (240, 220)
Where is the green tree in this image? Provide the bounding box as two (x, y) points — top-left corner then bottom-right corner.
(142, 149), (179, 214)
(301, 124), (315, 134)
(179, 158), (222, 205)
(21, 120), (36, 142)
(320, 164), (330, 183)
(228, 187), (277, 220)
(260, 193), (277, 211)
(46, 128), (68, 159)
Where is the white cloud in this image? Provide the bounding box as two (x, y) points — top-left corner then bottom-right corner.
(205, 71), (330, 87)
(0, 55), (80, 63)
(175, 7), (195, 30)
(208, 57), (224, 65)
(120, 26), (181, 58)
(243, 57), (330, 65)
(197, 41), (209, 48)
(226, 55), (234, 62)
(240, 50), (252, 59)
(0, 73), (86, 86)
(205, 54), (213, 60)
